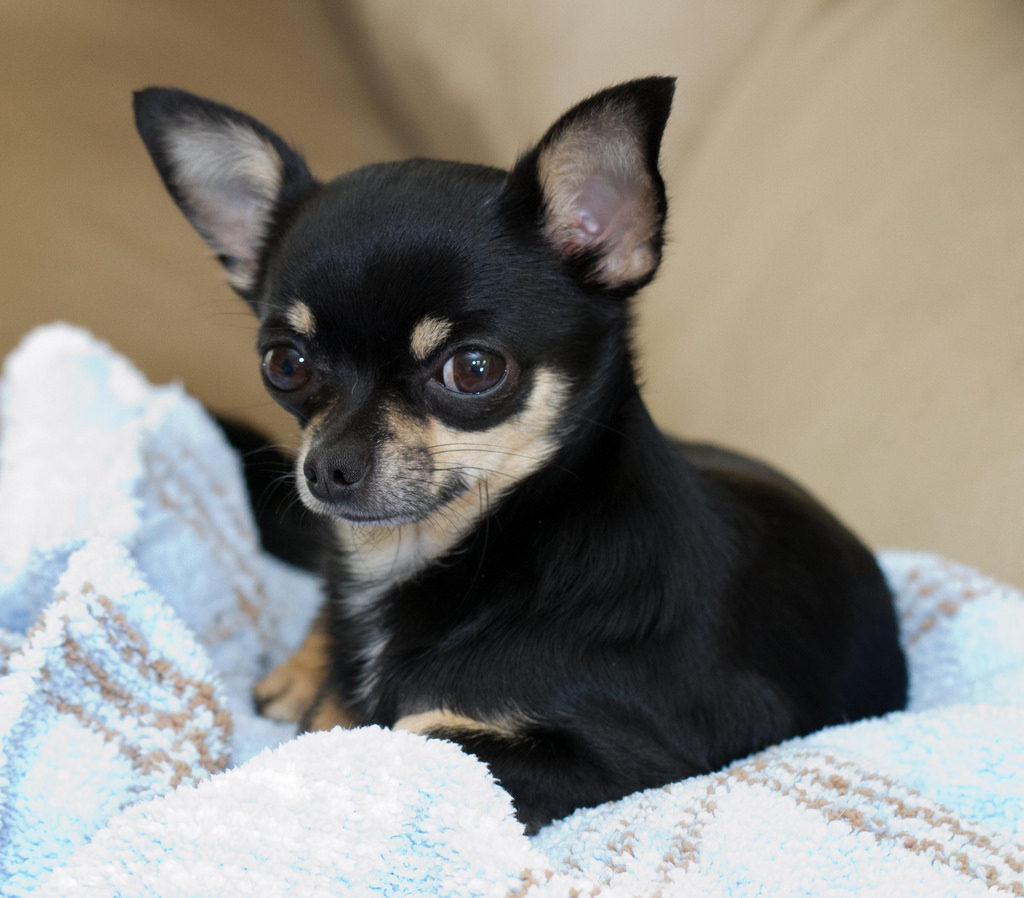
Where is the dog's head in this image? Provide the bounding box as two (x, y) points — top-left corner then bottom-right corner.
(134, 79), (674, 531)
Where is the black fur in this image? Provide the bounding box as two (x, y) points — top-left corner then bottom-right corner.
(135, 79), (907, 832)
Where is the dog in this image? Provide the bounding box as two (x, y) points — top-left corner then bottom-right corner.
(134, 77), (907, 831)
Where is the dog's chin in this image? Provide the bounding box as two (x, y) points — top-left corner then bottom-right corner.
(330, 508), (429, 528)
(299, 497), (427, 528)
(298, 479), (470, 529)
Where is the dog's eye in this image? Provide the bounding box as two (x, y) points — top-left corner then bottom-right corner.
(262, 344), (311, 392)
(440, 349), (507, 394)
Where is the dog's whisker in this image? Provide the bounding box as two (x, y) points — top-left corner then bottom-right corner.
(428, 444), (546, 461)
(431, 464), (518, 482)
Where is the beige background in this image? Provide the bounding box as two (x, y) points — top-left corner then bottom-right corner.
(2, 0), (1022, 586)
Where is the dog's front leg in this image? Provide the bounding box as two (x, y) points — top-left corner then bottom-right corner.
(253, 607), (342, 724)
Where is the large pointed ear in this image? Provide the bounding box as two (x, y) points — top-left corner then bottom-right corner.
(133, 87), (315, 295)
(504, 77), (675, 292)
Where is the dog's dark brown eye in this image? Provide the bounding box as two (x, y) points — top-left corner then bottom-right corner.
(262, 345), (311, 392)
(440, 349), (506, 394)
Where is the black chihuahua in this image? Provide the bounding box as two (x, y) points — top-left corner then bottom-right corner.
(134, 78), (907, 831)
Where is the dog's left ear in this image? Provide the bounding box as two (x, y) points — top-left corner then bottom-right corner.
(505, 77), (675, 292)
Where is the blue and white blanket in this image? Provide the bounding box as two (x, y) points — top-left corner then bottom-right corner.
(1, 324), (1021, 896)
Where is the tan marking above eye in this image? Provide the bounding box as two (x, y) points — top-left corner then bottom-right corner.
(285, 301), (317, 338)
(409, 315), (454, 361)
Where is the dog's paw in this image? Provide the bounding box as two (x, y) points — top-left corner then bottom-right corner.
(253, 632), (329, 722)
(301, 692), (356, 732)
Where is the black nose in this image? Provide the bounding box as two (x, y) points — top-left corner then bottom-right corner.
(303, 444), (369, 503)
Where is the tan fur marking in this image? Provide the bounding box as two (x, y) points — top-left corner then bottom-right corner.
(395, 709), (524, 741)
(253, 611), (330, 723)
(285, 301), (317, 338)
(409, 315), (454, 361)
(333, 514), (467, 591)
(425, 366), (567, 491)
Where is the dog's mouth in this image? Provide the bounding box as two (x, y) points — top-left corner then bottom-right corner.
(296, 464), (470, 528)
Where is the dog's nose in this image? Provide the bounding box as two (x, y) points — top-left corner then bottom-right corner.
(303, 445), (369, 503)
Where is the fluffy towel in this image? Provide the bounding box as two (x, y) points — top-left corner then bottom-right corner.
(0, 324), (1021, 896)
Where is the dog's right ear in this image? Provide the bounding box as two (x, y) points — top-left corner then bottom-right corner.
(133, 87), (314, 296)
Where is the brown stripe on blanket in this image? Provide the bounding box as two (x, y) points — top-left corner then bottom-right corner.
(733, 752), (1024, 894)
(900, 560), (989, 647)
(146, 442), (271, 643)
(50, 589), (231, 788)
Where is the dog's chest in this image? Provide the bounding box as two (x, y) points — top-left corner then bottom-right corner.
(332, 520), (455, 708)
